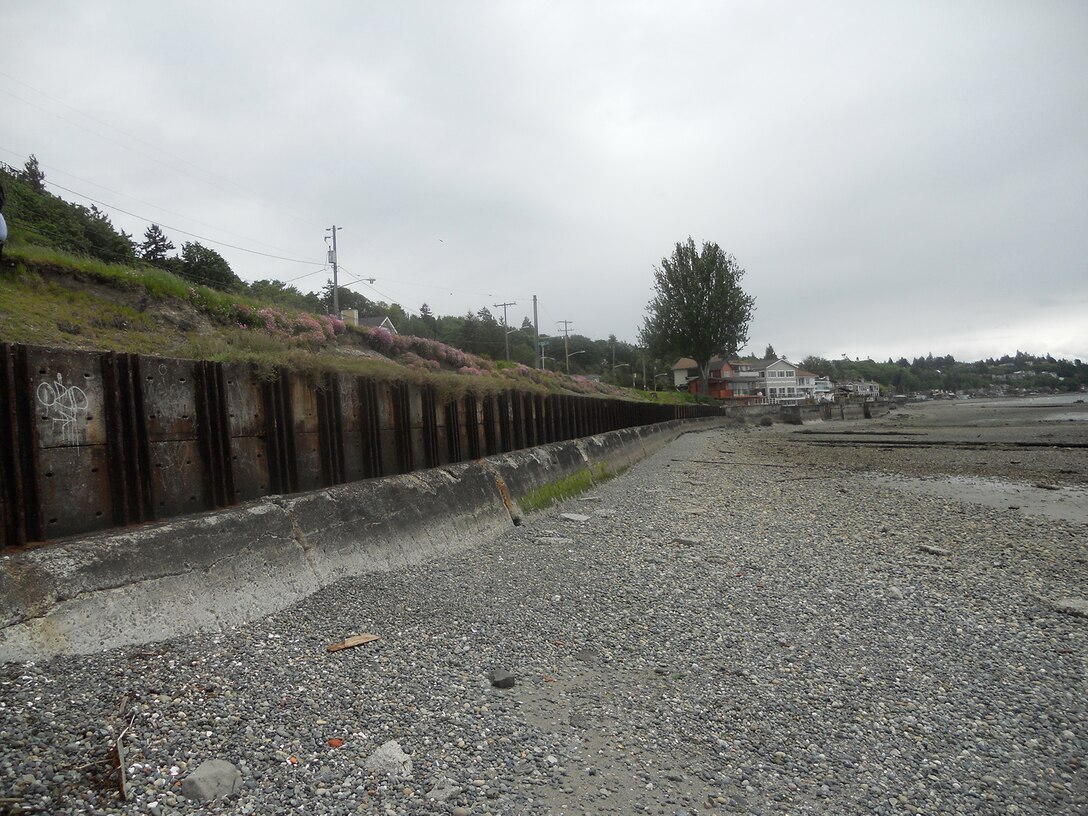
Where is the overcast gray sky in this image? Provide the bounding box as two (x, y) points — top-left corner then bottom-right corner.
(4, 1), (1086, 362)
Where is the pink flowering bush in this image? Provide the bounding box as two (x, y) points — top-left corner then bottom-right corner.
(366, 326), (397, 353)
(227, 303), (344, 346)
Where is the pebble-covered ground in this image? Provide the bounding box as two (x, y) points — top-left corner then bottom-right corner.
(1, 399), (1085, 815)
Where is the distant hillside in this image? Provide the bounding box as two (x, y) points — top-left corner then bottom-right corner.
(797, 353), (1088, 396)
(0, 244), (687, 405)
(0, 158), (647, 382)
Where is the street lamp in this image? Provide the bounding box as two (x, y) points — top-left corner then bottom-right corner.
(566, 349), (586, 374)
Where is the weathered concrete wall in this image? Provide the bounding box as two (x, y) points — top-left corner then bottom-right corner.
(0, 416), (726, 663)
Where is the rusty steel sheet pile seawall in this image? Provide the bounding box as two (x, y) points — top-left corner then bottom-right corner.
(1, 342), (720, 549)
(0, 341), (725, 662)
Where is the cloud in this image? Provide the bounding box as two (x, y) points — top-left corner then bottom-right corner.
(4, 0), (1086, 360)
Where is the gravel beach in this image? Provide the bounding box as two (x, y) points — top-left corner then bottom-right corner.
(2, 397), (1085, 815)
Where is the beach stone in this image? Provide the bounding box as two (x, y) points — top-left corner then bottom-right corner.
(180, 759), (242, 801)
(1054, 597), (1088, 618)
(919, 544), (950, 556)
(426, 776), (461, 802)
(670, 537), (701, 547)
(490, 668), (516, 689)
(365, 740), (413, 781)
(560, 513), (591, 523)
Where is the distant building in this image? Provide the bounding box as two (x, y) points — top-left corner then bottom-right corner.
(356, 316), (398, 334)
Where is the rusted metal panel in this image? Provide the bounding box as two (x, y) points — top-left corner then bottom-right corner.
(141, 357), (198, 441)
(1, 343), (43, 547)
(294, 431), (324, 493)
(510, 391), (526, 451)
(37, 446), (113, 539)
(262, 373), (298, 495)
(230, 436), (271, 502)
(388, 382), (413, 475)
(222, 363), (265, 437)
(195, 361), (236, 509)
(147, 439), (206, 517)
(443, 398), (463, 463)
(377, 381), (401, 477)
(463, 394), (481, 460)
(357, 378), (384, 479)
(29, 346), (107, 448)
(420, 386), (440, 468)
(101, 352), (154, 527)
(335, 374), (365, 483)
(287, 373), (325, 493)
(482, 395), (498, 456)
(497, 392), (512, 452)
(315, 373), (346, 487)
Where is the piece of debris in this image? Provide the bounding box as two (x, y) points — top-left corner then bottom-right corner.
(1054, 597), (1088, 619)
(535, 536), (574, 546)
(573, 648), (599, 664)
(560, 513), (591, 523)
(578, 496), (603, 502)
(887, 586), (905, 600)
(181, 759), (243, 802)
(1034, 483), (1060, 491)
(365, 740), (413, 781)
(327, 738), (345, 749)
(327, 633), (381, 653)
(489, 668), (516, 689)
(919, 544), (950, 556)
(670, 538), (700, 547)
(109, 711), (137, 801)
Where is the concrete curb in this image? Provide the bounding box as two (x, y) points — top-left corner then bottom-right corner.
(0, 417), (726, 663)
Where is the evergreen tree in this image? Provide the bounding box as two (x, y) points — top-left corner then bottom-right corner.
(139, 224), (175, 266)
(21, 155), (45, 192)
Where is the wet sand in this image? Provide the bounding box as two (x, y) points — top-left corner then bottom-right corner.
(778, 396), (1088, 523)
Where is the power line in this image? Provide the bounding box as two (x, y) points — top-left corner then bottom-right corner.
(40, 178), (322, 265)
(0, 72), (325, 229)
(0, 147), (311, 260)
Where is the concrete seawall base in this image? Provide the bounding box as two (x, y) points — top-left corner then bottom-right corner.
(0, 417), (726, 663)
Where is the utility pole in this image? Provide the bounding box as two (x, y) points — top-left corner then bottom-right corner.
(532, 295), (540, 370)
(493, 300), (516, 360)
(326, 225), (340, 317)
(558, 320), (573, 373)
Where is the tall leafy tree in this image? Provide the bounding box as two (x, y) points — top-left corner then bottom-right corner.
(180, 241), (242, 290)
(639, 237), (755, 395)
(764, 344), (776, 359)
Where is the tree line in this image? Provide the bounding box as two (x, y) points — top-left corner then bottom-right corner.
(797, 352), (1088, 394)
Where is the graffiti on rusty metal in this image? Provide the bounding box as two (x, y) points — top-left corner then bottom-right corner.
(36, 374), (89, 445)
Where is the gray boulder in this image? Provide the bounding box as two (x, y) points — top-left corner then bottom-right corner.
(180, 759), (242, 801)
(365, 740), (413, 781)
